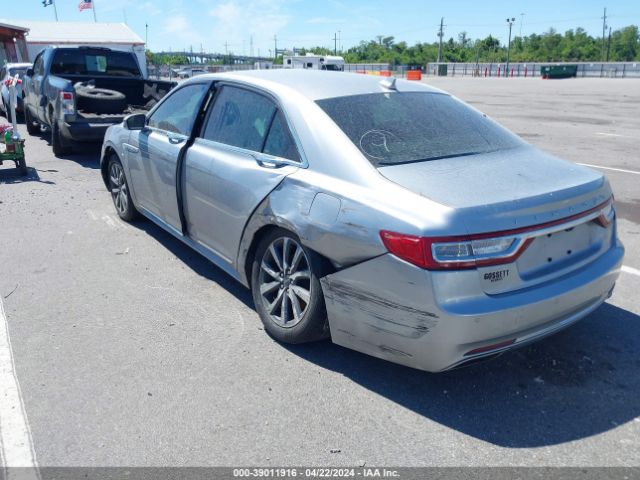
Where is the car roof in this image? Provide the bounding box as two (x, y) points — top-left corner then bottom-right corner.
(196, 69), (445, 101)
(5, 63), (32, 69)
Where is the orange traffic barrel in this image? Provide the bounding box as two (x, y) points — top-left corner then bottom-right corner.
(407, 70), (422, 81)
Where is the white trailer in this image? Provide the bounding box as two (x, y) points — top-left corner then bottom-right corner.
(283, 53), (344, 71)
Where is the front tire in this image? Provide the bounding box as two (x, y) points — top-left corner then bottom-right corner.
(251, 229), (329, 344)
(107, 155), (139, 222)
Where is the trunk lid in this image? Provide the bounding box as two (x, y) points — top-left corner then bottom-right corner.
(378, 146), (614, 293)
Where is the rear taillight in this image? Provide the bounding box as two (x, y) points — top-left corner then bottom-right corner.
(380, 231), (531, 270)
(60, 91), (75, 115)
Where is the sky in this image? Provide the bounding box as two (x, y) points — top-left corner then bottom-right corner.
(12, 0), (640, 57)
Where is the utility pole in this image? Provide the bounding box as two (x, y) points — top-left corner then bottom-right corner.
(333, 32), (338, 55)
(519, 13), (525, 37)
(437, 17), (444, 63)
(250, 35), (254, 57)
(145, 23), (148, 48)
(274, 35), (278, 59)
(606, 26), (612, 61)
(224, 41), (229, 55)
(506, 17), (515, 77)
(50, 0), (59, 22)
(338, 30), (341, 53)
(601, 7), (607, 61)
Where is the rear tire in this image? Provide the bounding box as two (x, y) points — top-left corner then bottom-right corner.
(24, 106), (39, 136)
(51, 120), (72, 157)
(251, 229), (329, 344)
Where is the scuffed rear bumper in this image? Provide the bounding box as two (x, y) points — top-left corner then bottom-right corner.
(321, 242), (624, 372)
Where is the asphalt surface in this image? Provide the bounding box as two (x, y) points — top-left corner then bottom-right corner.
(0, 77), (639, 468)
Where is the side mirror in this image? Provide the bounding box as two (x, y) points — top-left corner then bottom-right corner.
(26, 68), (34, 77)
(125, 113), (146, 130)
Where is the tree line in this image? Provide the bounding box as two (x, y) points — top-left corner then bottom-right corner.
(147, 25), (639, 65)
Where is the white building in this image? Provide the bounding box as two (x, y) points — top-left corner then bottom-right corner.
(0, 19), (147, 76)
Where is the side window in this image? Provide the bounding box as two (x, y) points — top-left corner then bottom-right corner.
(34, 54), (44, 75)
(202, 86), (276, 151)
(263, 111), (301, 162)
(148, 83), (209, 136)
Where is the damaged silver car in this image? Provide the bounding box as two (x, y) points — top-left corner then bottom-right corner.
(100, 70), (624, 372)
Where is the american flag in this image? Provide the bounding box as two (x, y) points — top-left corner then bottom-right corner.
(78, 0), (93, 11)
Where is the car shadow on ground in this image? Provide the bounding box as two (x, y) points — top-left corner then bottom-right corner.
(0, 166), (55, 185)
(129, 218), (254, 309)
(283, 302), (640, 448)
(122, 215), (640, 449)
(28, 129), (102, 169)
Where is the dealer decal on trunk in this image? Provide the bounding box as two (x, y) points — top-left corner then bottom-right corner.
(479, 264), (520, 294)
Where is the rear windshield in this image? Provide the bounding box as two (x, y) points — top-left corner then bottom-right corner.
(9, 67), (28, 77)
(51, 50), (141, 77)
(316, 92), (523, 166)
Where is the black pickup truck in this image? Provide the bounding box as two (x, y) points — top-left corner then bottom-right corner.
(23, 46), (175, 156)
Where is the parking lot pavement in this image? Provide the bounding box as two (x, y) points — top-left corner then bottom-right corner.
(0, 77), (639, 468)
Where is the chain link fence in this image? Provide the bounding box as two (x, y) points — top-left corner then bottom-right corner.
(147, 61), (640, 81)
(425, 62), (640, 78)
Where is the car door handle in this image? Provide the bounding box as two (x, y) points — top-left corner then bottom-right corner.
(168, 135), (185, 145)
(124, 144), (139, 154)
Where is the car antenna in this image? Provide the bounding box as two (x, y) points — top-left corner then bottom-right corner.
(380, 77), (397, 90)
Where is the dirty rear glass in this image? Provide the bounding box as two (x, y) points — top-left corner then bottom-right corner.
(51, 50), (141, 77)
(316, 92), (523, 166)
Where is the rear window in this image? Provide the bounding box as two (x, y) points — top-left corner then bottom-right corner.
(316, 92), (523, 166)
(51, 50), (141, 77)
(9, 67), (28, 77)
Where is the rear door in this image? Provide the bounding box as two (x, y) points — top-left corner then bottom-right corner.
(125, 82), (210, 230)
(183, 84), (301, 262)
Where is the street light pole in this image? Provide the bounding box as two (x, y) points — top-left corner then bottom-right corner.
(506, 17), (515, 78)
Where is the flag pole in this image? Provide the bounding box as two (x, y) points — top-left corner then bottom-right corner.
(92, 0), (98, 22)
(52, 0), (59, 21)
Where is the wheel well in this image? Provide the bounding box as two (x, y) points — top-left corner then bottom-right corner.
(101, 147), (117, 188)
(243, 225), (335, 289)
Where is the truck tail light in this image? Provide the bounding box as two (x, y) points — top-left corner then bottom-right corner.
(60, 91), (75, 115)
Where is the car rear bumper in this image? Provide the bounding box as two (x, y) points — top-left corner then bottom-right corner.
(60, 121), (113, 143)
(321, 241), (624, 372)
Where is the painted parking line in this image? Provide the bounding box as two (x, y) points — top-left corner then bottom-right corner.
(0, 298), (39, 480)
(622, 265), (640, 277)
(595, 132), (625, 138)
(577, 163), (640, 175)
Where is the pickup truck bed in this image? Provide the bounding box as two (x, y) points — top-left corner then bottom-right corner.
(23, 46), (176, 156)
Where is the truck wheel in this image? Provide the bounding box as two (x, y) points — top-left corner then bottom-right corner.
(251, 229), (330, 344)
(51, 120), (72, 157)
(24, 107), (40, 136)
(107, 154), (139, 222)
(75, 87), (127, 114)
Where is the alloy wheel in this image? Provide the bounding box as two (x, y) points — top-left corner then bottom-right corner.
(109, 162), (129, 216)
(258, 237), (312, 328)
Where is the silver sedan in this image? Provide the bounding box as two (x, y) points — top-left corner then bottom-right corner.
(100, 70), (624, 372)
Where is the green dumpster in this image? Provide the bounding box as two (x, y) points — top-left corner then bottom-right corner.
(437, 64), (448, 76)
(541, 64), (578, 79)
